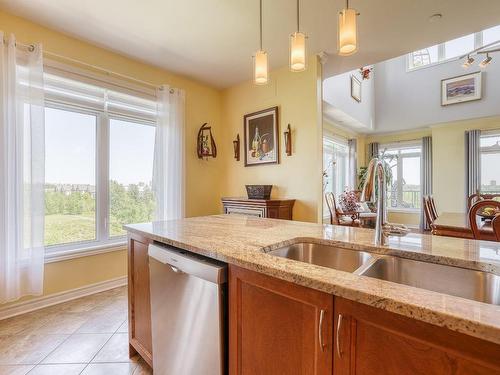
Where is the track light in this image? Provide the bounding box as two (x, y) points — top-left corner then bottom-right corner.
(479, 53), (492, 68)
(462, 55), (474, 68)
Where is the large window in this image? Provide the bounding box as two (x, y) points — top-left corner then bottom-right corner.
(408, 25), (500, 70)
(43, 69), (157, 254)
(480, 132), (500, 194)
(323, 137), (349, 214)
(380, 143), (422, 210)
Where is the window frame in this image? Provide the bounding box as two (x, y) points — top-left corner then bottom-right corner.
(406, 28), (496, 72)
(43, 98), (156, 259)
(380, 142), (422, 213)
(479, 130), (500, 195)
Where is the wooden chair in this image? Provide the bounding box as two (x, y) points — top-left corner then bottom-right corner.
(467, 193), (500, 210)
(324, 192), (360, 227)
(468, 200), (500, 241)
(422, 196), (437, 232)
(428, 195), (439, 221)
(492, 215), (500, 241)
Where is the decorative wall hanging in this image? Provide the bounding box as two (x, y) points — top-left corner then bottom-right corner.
(284, 124), (292, 156)
(350, 75), (361, 102)
(359, 66), (372, 80)
(197, 123), (217, 159)
(441, 72), (482, 106)
(244, 106), (279, 166)
(233, 134), (240, 161)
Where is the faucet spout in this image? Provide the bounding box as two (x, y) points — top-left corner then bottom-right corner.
(361, 158), (387, 246)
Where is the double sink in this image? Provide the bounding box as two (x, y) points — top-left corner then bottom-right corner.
(268, 242), (500, 305)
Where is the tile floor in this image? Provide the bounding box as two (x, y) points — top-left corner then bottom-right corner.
(0, 286), (151, 375)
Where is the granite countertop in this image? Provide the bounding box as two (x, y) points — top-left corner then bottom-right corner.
(125, 214), (500, 345)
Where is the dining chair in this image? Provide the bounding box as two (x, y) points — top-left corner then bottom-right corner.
(468, 200), (500, 241)
(324, 192), (360, 227)
(428, 195), (439, 221)
(422, 196), (436, 233)
(467, 193), (500, 210)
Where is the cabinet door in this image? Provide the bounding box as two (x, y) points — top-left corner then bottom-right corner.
(334, 297), (500, 375)
(128, 234), (153, 368)
(229, 265), (333, 375)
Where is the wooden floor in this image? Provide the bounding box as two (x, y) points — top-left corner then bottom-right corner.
(0, 286), (151, 375)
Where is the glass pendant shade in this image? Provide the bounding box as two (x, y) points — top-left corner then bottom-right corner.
(254, 50), (268, 85)
(338, 7), (358, 56)
(290, 32), (306, 72)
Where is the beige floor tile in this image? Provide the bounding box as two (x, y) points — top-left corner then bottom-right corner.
(92, 333), (137, 363)
(31, 313), (89, 335)
(81, 363), (137, 375)
(115, 320), (128, 333)
(0, 334), (68, 365)
(41, 333), (111, 364)
(76, 311), (126, 334)
(0, 365), (33, 375)
(132, 360), (152, 375)
(27, 364), (86, 375)
(0, 313), (51, 337)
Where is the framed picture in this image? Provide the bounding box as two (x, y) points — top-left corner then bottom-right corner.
(244, 106), (279, 166)
(441, 72), (482, 106)
(350, 75), (361, 102)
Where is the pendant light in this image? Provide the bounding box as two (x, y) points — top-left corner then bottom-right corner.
(254, 0), (268, 85)
(289, 0), (307, 72)
(338, 0), (359, 56)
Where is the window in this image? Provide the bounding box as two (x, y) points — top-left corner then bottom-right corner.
(380, 143), (422, 210)
(43, 68), (157, 254)
(323, 137), (349, 214)
(480, 132), (500, 194)
(407, 24), (500, 70)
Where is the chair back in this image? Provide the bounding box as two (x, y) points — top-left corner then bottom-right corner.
(428, 195), (438, 220)
(422, 196), (436, 230)
(325, 192), (338, 225)
(468, 193), (500, 210)
(468, 199), (500, 240)
(493, 215), (500, 242)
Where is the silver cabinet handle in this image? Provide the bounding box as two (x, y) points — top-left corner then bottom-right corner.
(169, 265), (184, 273)
(318, 309), (325, 352)
(336, 314), (343, 359)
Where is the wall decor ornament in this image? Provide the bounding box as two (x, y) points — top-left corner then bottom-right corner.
(244, 106), (279, 166)
(197, 122), (217, 159)
(441, 71), (482, 106)
(284, 123), (292, 156)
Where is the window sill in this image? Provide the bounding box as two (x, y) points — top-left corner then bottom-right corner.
(44, 241), (127, 264)
(388, 208), (420, 214)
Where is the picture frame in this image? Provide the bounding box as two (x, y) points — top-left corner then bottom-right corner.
(350, 75), (361, 102)
(243, 106), (279, 166)
(441, 71), (482, 106)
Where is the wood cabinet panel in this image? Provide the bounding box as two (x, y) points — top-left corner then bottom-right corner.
(229, 265), (333, 375)
(334, 297), (500, 375)
(128, 233), (153, 368)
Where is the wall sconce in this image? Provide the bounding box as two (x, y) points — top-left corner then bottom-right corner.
(233, 134), (240, 161)
(284, 124), (292, 156)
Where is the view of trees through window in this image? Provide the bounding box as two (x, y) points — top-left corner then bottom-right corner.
(44, 108), (156, 247)
(480, 133), (500, 194)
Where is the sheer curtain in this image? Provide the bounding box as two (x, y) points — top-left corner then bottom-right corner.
(0, 33), (45, 302)
(347, 139), (357, 189)
(153, 85), (186, 221)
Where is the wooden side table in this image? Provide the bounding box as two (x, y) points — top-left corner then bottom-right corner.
(221, 197), (295, 220)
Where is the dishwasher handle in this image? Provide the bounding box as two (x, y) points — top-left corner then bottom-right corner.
(148, 244), (226, 284)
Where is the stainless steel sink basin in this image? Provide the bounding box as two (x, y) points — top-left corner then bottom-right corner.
(359, 256), (500, 305)
(267, 242), (376, 273)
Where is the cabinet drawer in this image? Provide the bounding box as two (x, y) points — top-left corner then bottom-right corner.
(225, 206), (265, 217)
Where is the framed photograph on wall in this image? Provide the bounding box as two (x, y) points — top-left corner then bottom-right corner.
(350, 75), (361, 102)
(441, 71), (482, 106)
(243, 106), (279, 166)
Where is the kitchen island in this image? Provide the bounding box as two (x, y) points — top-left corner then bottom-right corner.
(125, 214), (500, 374)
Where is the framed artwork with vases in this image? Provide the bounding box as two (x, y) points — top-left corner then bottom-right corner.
(243, 106), (279, 166)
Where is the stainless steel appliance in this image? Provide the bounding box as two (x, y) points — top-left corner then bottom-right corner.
(148, 243), (227, 375)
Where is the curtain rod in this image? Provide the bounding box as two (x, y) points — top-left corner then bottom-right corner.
(9, 39), (166, 91)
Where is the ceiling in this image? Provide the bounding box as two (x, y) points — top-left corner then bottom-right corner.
(1, 0), (500, 88)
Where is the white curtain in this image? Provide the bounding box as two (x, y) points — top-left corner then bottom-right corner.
(153, 85), (185, 221)
(0, 33), (45, 302)
(347, 139), (357, 189)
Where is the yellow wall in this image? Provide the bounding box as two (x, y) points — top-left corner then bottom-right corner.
(220, 57), (323, 223)
(0, 10), (224, 306)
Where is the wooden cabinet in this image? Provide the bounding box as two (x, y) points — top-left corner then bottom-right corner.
(333, 297), (500, 375)
(229, 265), (333, 375)
(221, 197), (295, 220)
(127, 233), (153, 368)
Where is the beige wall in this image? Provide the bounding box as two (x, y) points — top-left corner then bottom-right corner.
(220, 57), (323, 223)
(0, 10), (224, 306)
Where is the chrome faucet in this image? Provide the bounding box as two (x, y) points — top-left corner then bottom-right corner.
(360, 158), (388, 246)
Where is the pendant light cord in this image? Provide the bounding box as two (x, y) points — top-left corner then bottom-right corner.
(259, 0), (263, 51)
(296, 0), (300, 32)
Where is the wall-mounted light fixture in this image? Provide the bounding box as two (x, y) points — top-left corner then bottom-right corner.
(289, 0), (306, 72)
(254, 0), (268, 85)
(462, 55), (475, 68)
(338, 0), (359, 56)
(479, 53), (492, 68)
(284, 124), (292, 156)
(233, 134), (240, 161)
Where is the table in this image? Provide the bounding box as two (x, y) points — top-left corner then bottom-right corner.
(433, 212), (495, 240)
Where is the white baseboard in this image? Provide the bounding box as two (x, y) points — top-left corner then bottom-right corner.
(0, 276), (127, 320)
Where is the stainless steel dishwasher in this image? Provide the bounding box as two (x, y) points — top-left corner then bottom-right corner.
(148, 243), (227, 375)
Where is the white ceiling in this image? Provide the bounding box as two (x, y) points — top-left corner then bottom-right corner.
(1, 0), (500, 88)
